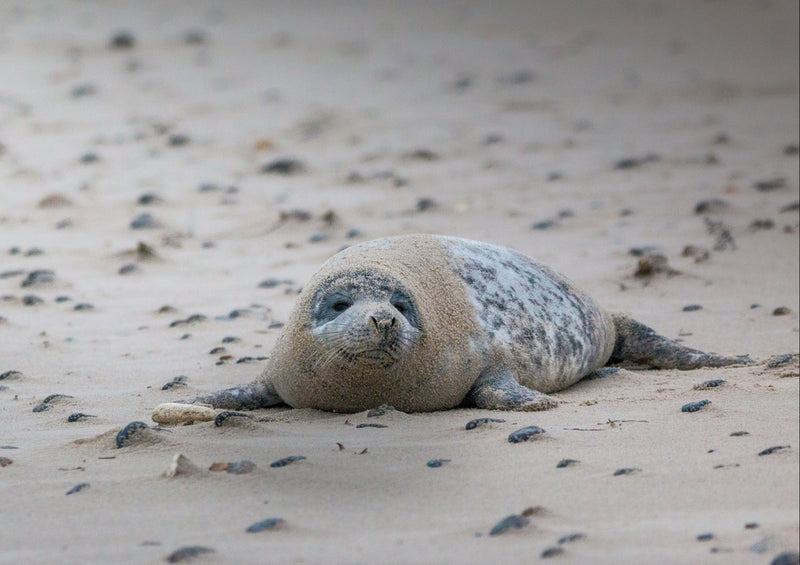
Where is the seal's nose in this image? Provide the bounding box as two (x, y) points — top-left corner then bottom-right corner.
(370, 314), (396, 331)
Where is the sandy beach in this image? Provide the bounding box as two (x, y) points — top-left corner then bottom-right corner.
(1, 1), (798, 563)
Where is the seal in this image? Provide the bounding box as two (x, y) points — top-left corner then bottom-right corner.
(184, 234), (750, 413)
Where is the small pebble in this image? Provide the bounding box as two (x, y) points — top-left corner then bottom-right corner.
(167, 134), (190, 147)
(67, 413), (96, 423)
(165, 546), (215, 563)
(403, 148), (440, 161)
(696, 533), (714, 541)
(750, 219), (775, 230)
(613, 467), (640, 476)
(367, 405), (394, 417)
(108, 30), (136, 50)
(772, 306), (791, 316)
(270, 455), (306, 468)
(130, 213), (161, 230)
(770, 552), (800, 565)
(531, 219), (557, 230)
(55, 296), (71, 303)
(137, 192), (163, 205)
(507, 425), (546, 443)
(489, 514), (530, 536)
(745, 522), (760, 529)
(246, 518), (286, 533)
(681, 400), (710, 413)
(683, 304), (703, 312)
(758, 445), (789, 456)
(22, 295), (45, 306)
(695, 379), (725, 389)
(70, 83), (96, 98)
(779, 200), (800, 212)
(557, 533), (586, 544)
(613, 154), (660, 170)
(169, 314), (208, 327)
(356, 423), (387, 429)
(465, 417), (506, 430)
(261, 158), (307, 175)
(541, 547), (564, 558)
(226, 460), (257, 474)
(0, 457), (13, 467)
(730, 431), (749, 437)
(221, 336), (240, 344)
(79, 152), (99, 164)
(66, 483), (90, 495)
(556, 459), (579, 468)
(115, 421), (150, 448)
(426, 459), (450, 468)
(0, 370), (22, 380)
(32, 403), (50, 413)
(695, 199), (729, 215)
(73, 303), (94, 311)
(767, 353), (796, 368)
(753, 177), (786, 191)
(21, 269), (55, 287)
(161, 376), (188, 390)
(416, 198), (436, 212)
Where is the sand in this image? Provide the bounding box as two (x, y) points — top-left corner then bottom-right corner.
(1, 1), (798, 563)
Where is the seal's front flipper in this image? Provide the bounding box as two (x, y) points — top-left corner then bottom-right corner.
(464, 369), (558, 411)
(187, 379), (285, 410)
(610, 313), (752, 369)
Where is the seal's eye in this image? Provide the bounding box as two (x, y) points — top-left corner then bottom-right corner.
(332, 300), (351, 313)
(391, 301), (407, 315)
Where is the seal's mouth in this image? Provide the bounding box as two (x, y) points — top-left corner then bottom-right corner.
(355, 349), (397, 367)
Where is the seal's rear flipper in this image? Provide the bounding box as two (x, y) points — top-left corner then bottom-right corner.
(187, 379), (285, 410)
(610, 313), (752, 369)
(463, 369), (558, 411)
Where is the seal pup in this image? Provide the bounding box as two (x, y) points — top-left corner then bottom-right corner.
(187, 234), (750, 413)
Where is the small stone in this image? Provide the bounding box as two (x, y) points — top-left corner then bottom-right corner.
(108, 30), (136, 50)
(403, 148), (439, 161)
(614, 154), (660, 170)
(66, 483), (90, 495)
(557, 533), (586, 544)
(169, 314), (207, 327)
(183, 29), (207, 45)
(779, 201), (799, 213)
(0, 457), (13, 467)
(355, 423), (387, 429)
(531, 219), (556, 230)
(151, 402), (218, 426)
(246, 518), (286, 533)
(137, 192), (163, 205)
(730, 431), (749, 437)
(489, 514), (530, 536)
(167, 134), (190, 147)
(753, 177), (786, 191)
(214, 411), (252, 427)
(508, 425), (546, 443)
(21, 270), (55, 287)
(758, 445), (789, 456)
(426, 459), (450, 468)
(750, 219), (775, 230)
(32, 403), (50, 413)
(73, 303), (94, 311)
(556, 459), (579, 468)
(79, 152), (99, 164)
(70, 84), (96, 98)
(115, 421), (151, 448)
(416, 198), (437, 212)
(465, 417), (506, 430)
(772, 306), (791, 316)
(681, 400), (710, 413)
(226, 460), (257, 474)
(22, 295), (44, 306)
(163, 453), (201, 478)
(696, 533), (714, 542)
(308, 232), (330, 243)
(38, 193), (73, 208)
(613, 467), (640, 476)
(767, 353), (796, 368)
(67, 413), (96, 423)
(770, 552), (800, 565)
(541, 547), (564, 558)
(261, 158), (308, 175)
(366, 405), (394, 418)
(683, 304), (703, 312)
(694, 379), (725, 390)
(0, 371), (22, 380)
(165, 546), (215, 563)
(269, 455), (306, 468)
(130, 213), (161, 230)
(695, 199), (729, 215)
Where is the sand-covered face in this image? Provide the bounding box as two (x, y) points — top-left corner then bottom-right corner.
(309, 270), (423, 371)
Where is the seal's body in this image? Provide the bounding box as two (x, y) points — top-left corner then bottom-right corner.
(191, 235), (749, 413)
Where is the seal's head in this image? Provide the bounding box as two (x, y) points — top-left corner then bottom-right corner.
(309, 270), (422, 370)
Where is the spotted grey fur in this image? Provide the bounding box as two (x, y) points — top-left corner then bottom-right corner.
(183, 234), (751, 413)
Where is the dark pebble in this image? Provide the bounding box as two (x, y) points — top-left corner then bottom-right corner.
(79, 152), (99, 164)
(55, 219), (73, 229)
(541, 547), (564, 558)
(367, 405), (394, 418)
(489, 514), (530, 536)
(226, 460), (257, 474)
(758, 445), (789, 456)
(70, 83), (96, 98)
(258, 278), (293, 289)
(508, 425), (546, 443)
(165, 546), (215, 563)
(167, 134), (190, 147)
(416, 198), (437, 212)
(43, 393), (73, 404)
(55, 296), (71, 303)
(23, 295), (45, 306)
(531, 219), (556, 230)
(183, 29), (207, 45)
(66, 483), (90, 495)
(767, 353), (796, 368)
(169, 314), (207, 327)
(67, 413), (96, 422)
(235, 357), (256, 363)
(696, 532), (714, 542)
(0, 456), (13, 467)
(21, 269), (55, 287)
(308, 232), (330, 243)
(32, 403), (50, 413)
(546, 171), (564, 182)
(0, 269), (25, 278)
(269, 455), (306, 468)
(161, 376), (187, 390)
(730, 431), (749, 437)
(25, 247), (44, 256)
(137, 192), (162, 205)
(750, 219), (775, 230)
(108, 30), (136, 50)
(356, 423), (387, 429)
(261, 158), (308, 175)
(115, 421), (149, 448)
(613, 467), (640, 476)
(73, 303), (94, 311)
(221, 336), (240, 343)
(695, 198), (729, 215)
(556, 459), (580, 468)
(130, 213), (161, 230)
(499, 69), (535, 84)
(770, 552), (800, 565)
(0, 370), (22, 380)
(557, 533), (586, 544)
(772, 306), (791, 316)
(682, 400), (710, 413)
(683, 304), (703, 312)
(209, 347), (226, 355)
(695, 379), (725, 389)
(403, 148), (440, 161)
(214, 411), (252, 427)
(246, 518), (286, 533)
(753, 177), (786, 191)
(779, 200), (799, 212)
(426, 459), (450, 468)
(465, 417), (506, 430)
(614, 154), (660, 170)
(745, 522), (760, 529)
